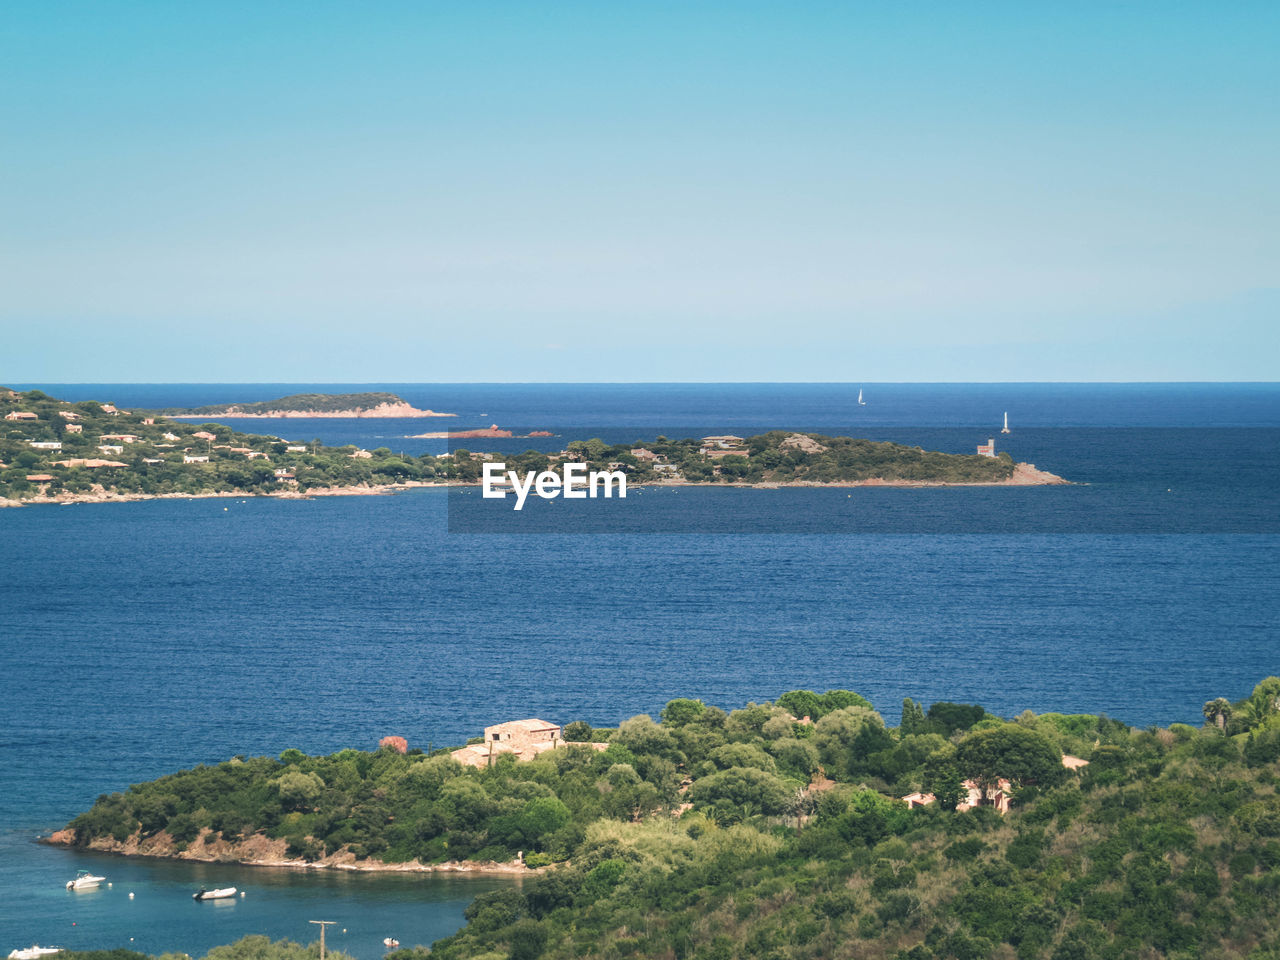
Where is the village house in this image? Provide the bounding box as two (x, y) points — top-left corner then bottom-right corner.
(350, 449), (373, 459)
(192, 431), (217, 441)
(5, 410), (38, 421)
(58, 410), (82, 420)
(286, 444), (307, 452)
(273, 468), (295, 479)
(99, 434), (139, 444)
(25, 473), (54, 482)
(142, 417), (155, 425)
(65, 424), (83, 434)
(184, 454), (209, 464)
(98, 445), (124, 454)
(100, 404), (120, 415)
(652, 463), (680, 476)
(142, 458), (165, 464)
(630, 447), (659, 461)
(701, 445), (750, 459)
(163, 432), (180, 441)
(451, 719), (607, 769)
(28, 440), (62, 450)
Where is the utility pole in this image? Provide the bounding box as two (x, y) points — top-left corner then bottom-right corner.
(309, 920), (337, 960)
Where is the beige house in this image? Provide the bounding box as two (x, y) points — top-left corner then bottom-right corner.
(451, 718), (607, 768)
(6, 411), (38, 421)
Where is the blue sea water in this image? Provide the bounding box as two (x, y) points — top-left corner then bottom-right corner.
(2, 383), (1278, 956)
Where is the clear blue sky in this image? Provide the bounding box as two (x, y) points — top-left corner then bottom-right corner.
(2, 1), (1276, 382)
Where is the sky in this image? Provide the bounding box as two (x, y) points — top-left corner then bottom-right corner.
(1, 1), (1277, 382)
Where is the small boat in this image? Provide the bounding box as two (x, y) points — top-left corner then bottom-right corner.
(1001, 411), (1011, 435)
(65, 871), (105, 890)
(193, 887), (238, 901)
(383, 939), (400, 949)
(9, 947), (62, 959)
(857, 389), (866, 406)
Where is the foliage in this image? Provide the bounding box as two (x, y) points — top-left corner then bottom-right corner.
(63, 682), (1280, 960)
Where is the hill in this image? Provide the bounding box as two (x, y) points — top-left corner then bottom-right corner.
(52, 680), (1280, 960)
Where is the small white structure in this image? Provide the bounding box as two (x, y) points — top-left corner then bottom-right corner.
(28, 441), (62, 450)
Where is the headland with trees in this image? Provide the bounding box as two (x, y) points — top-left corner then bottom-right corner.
(51, 679), (1280, 960)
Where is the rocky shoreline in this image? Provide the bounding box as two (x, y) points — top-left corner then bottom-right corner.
(43, 828), (538, 877)
(1, 464), (1067, 509)
(0, 480), (451, 509)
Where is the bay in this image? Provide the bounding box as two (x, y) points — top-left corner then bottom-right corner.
(2, 382), (1278, 956)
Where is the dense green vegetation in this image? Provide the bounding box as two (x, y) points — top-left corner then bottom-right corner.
(1, 389), (1023, 502)
(63, 680), (1280, 959)
(154, 392), (413, 416)
(561, 431), (1017, 484)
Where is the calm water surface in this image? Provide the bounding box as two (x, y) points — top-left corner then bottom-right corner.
(2, 383), (1278, 955)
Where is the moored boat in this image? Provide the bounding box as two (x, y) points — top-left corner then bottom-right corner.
(383, 939), (400, 949)
(9, 947), (62, 959)
(193, 887), (238, 901)
(65, 871), (104, 891)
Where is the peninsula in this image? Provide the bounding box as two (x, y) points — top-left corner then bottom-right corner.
(48, 678), (1280, 960)
(158, 391), (455, 418)
(0, 388), (1064, 507)
(410, 424), (556, 439)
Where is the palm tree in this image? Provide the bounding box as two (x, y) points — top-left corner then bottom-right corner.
(1203, 698), (1233, 731)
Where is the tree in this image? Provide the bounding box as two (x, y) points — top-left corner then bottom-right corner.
(274, 770), (324, 811)
(1203, 698), (1233, 731)
(926, 702), (987, 736)
(955, 726), (1062, 803)
(688, 766), (791, 815)
(660, 698), (706, 727)
(901, 698), (927, 734)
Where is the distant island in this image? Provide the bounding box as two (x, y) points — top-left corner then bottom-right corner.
(46, 678), (1280, 960)
(0, 387), (1064, 507)
(158, 391), (455, 419)
(410, 424), (556, 439)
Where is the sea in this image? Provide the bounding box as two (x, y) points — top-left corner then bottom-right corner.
(2, 382), (1278, 957)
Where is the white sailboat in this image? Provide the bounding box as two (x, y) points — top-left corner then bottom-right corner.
(1001, 412), (1010, 434)
(857, 389), (866, 406)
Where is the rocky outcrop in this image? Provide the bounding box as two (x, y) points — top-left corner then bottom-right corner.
(779, 434), (828, 454)
(1005, 462), (1069, 485)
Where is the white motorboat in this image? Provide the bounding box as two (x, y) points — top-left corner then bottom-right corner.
(65, 871), (105, 890)
(9, 947), (62, 959)
(383, 939), (400, 949)
(193, 886), (238, 901)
